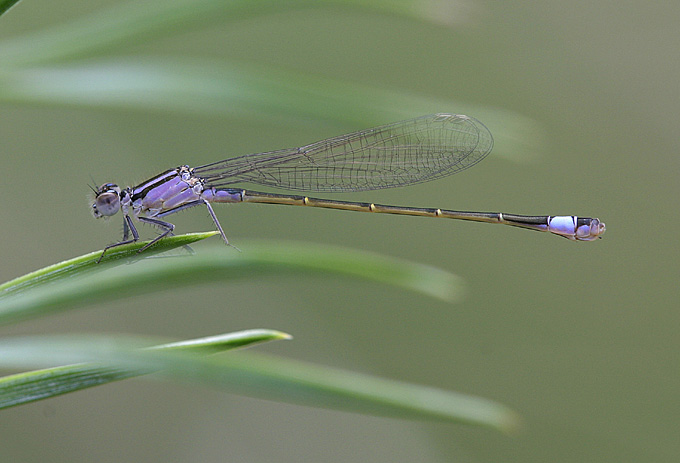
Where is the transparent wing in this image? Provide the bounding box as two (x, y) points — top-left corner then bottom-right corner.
(194, 113), (493, 193)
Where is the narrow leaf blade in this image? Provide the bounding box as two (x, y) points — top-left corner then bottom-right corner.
(0, 0), (463, 66)
(0, 330), (290, 409)
(0, 240), (463, 325)
(0, 232), (219, 295)
(0, 334), (519, 432)
(0, 59), (544, 161)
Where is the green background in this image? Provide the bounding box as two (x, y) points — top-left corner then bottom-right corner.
(1, 1), (677, 461)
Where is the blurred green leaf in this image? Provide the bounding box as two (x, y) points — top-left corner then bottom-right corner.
(0, 0), (21, 17)
(0, 59), (544, 161)
(0, 330), (290, 409)
(0, 239), (463, 325)
(0, 334), (519, 432)
(0, 0), (464, 67)
(0, 0), (522, 437)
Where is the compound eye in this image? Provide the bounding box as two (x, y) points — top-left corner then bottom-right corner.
(92, 184), (121, 218)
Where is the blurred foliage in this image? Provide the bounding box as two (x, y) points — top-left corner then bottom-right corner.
(0, 238), (517, 431)
(0, 0), (531, 441)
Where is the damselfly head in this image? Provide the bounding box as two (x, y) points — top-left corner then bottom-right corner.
(92, 183), (122, 218)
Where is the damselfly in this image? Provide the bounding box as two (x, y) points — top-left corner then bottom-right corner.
(92, 114), (605, 261)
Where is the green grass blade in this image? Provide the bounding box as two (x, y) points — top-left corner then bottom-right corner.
(0, 334), (519, 432)
(0, 330), (290, 409)
(0, 0), (461, 67)
(0, 60), (468, 122)
(0, 0), (21, 17)
(0, 231), (219, 295)
(0, 239), (463, 325)
(156, 329), (291, 352)
(0, 59), (544, 161)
